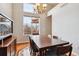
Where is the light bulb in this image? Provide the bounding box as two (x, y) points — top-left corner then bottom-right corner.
(36, 3), (40, 6)
(43, 4), (47, 7)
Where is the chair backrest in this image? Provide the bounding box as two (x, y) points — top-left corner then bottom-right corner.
(56, 44), (72, 56)
(29, 36), (38, 52)
(48, 34), (52, 39)
(53, 35), (58, 39)
(29, 36), (32, 47)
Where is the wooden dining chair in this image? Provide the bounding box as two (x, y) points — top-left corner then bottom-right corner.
(45, 44), (72, 56)
(53, 35), (59, 39)
(29, 36), (39, 56)
(29, 36), (33, 55)
(56, 44), (72, 56)
(46, 35), (59, 53)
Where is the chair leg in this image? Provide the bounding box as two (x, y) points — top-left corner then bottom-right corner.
(69, 50), (72, 56)
(41, 50), (47, 56)
(69, 47), (72, 56)
(33, 52), (39, 56)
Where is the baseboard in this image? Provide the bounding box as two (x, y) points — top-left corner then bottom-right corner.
(16, 41), (29, 45)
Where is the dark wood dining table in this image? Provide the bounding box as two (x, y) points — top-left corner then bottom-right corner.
(30, 35), (69, 56)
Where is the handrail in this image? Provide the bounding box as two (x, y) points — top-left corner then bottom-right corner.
(0, 12), (13, 22)
(0, 12), (13, 33)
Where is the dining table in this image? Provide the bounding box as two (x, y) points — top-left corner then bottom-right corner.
(30, 35), (69, 56)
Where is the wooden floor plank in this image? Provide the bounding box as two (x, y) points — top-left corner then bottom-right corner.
(16, 42), (30, 55)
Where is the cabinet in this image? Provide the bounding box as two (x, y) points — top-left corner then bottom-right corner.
(0, 11), (15, 56)
(0, 36), (16, 56)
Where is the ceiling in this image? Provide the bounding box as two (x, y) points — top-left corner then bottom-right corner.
(45, 3), (58, 12)
(32, 3), (58, 13)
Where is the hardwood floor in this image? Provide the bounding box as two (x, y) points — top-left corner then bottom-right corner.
(16, 42), (30, 56)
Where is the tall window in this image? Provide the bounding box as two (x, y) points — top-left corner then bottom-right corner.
(31, 18), (40, 35)
(23, 17), (32, 27)
(23, 3), (34, 13)
(23, 17), (32, 34)
(23, 3), (40, 35)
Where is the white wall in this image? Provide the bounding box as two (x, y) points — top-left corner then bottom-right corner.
(39, 13), (52, 36)
(47, 16), (52, 35)
(51, 3), (79, 55)
(12, 3), (25, 43)
(0, 3), (12, 19)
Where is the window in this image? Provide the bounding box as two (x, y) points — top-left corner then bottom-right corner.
(23, 16), (32, 27)
(23, 16), (32, 34)
(31, 18), (40, 35)
(23, 16), (40, 35)
(23, 3), (34, 13)
(23, 3), (40, 35)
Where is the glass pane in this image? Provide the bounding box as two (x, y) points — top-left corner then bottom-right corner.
(23, 3), (34, 13)
(23, 17), (32, 34)
(23, 16), (40, 35)
(23, 16), (32, 27)
(0, 14), (13, 35)
(31, 18), (39, 35)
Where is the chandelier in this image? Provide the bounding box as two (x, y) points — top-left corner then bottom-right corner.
(34, 3), (47, 13)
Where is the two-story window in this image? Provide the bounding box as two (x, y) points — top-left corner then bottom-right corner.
(23, 3), (40, 36)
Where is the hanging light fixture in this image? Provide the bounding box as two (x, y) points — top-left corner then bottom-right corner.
(34, 3), (47, 13)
